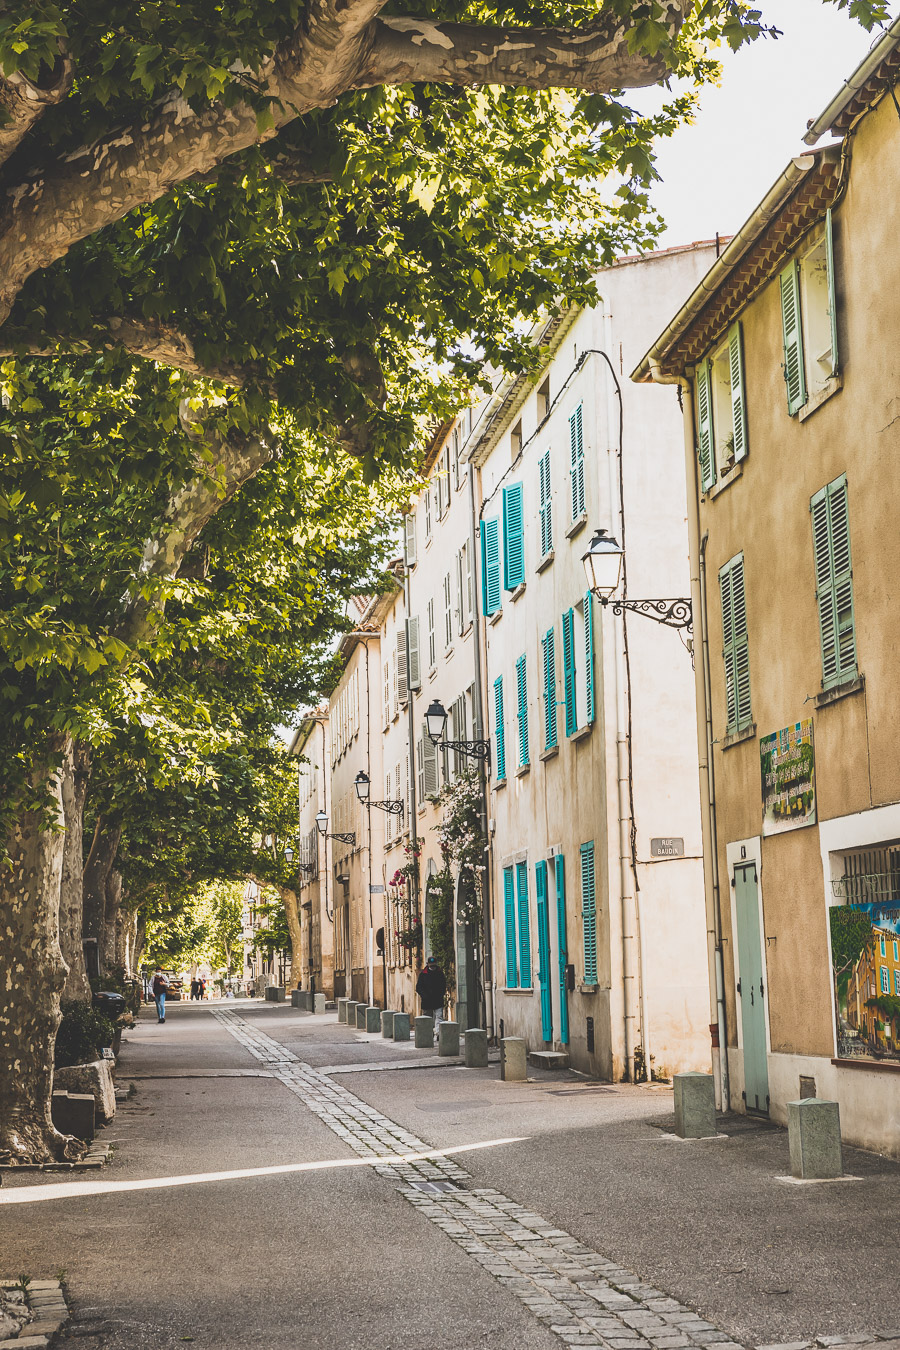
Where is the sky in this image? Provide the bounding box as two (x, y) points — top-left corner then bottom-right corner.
(635, 0), (896, 247)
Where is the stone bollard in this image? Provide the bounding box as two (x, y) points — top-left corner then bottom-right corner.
(381, 1010), (395, 1038)
(290, 990), (302, 1008)
(500, 1037), (527, 1081)
(673, 1072), (718, 1139)
(345, 1000), (359, 1027)
(464, 1028), (488, 1068)
(313, 993), (326, 1015)
(355, 1003), (367, 1030)
(366, 1005), (381, 1033)
(393, 1012), (411, 1042)
(51, 1091), (96, 1142)
(337, 998), (349, 1024)
(414, 1015), (434, 1049)
(438, 1021), (460, 1056)
(788, 1098), (843, 1179)
(265, 985), (285, 1003)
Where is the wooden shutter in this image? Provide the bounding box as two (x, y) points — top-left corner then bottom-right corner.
(583, 591), (594, 725)
(719, 555), (751, 733)
(780, 260), (807, 414)
(455, 548), (464, 636)
(555, 855), (569, 1045)
(516, 653), (529, 768)
(542, 627), (557, 750)
(404, 513), (417, 567)
(539, 449), (552, 556)
(494, 676), (506, 780)
(516, 860), (532, 989)
(728, 321), (748, 463)
(535, 861), (552, 1042)
(569, 404), (585, 518)
(385, 769), (393, 840)
(811, 475), (856, 689)
(422, 725), (439, 797)
(396, 628), (408, 704)
(503, 483), (525, 590)
(426, 598), (435, 667)
(443, 572), (452, 648)
(406, 616), (421, 691)
(580, 842), (597, 984)
(504, 867), (518, 988)
(562, 608), (577, 736)
(417, 735), (425, 802)
(696, 359), (716, 492)
(463, 540), (473, 626)
(424, 484), (432, 538)
(480, 518), (501, 616)
(383, 660), (391, 729)
(826, 208), (839, 376)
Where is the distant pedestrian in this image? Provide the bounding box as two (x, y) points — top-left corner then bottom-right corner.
(198, 978), (206, 1000)
(189, 978), (201, 1001)
(151, 970), (170, 1023)
(416, 957), (447, 1042)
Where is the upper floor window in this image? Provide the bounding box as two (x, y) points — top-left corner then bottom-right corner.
(561, 593), (595, 736)
(696, 321), (748, 492)
(480, 517), (502, 617)
(569, 404), (585, 520)
(719, 553), (751, 734)
(811, 473), (856, 691)
(538, 449), (552, 558)
(502, 483), (525, 590)
(781, 210), (839, 416)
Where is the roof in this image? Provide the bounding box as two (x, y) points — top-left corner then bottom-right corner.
(804, 15), (900, 146)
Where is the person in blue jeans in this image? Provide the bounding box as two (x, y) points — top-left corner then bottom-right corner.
(151, 970), (170, 1023)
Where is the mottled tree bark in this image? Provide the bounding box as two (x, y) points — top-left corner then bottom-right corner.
(0, 742), (82, 1163)
(59, 742), (92, 1002)
(101, 869), (124, 974)
(82, 820), (123, 977)
(282, 887), (304, 990)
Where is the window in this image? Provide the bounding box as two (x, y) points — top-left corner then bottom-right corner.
(719, 553), (751, 733)
(443, 571), (453, 649)
(503, 866), (517, 987)
(449, 693), (467, 779)
(537, 377), (550, 423)
(538, 448), (552, 558)
(895, 970), (900, 997)
(480, 517), (502, 617)
(502, 483), (525, 590)
(811, 474), (856, 690)
(516, 654), (529, 769)
(494, 676), (506, 781)
(696, 321), (748, 492)
(562, 608), (577, 737)
(383, 659), (391, 730)
(439, 446), (451, 517)
(404, 513), (416, 568)
(417, 725), (439, 800)
(781, 210), (839, 415)
(385, 768), (394, 842)
(516, 860), (532, 989)
(542, 627), (557, 750)
(452, 426), (462, 491)
(424, 484), (432, 540)
(396, 627), (408, 705)
(455, 542), (473, 635)
(580, 841), (597, 984)
(510, 419), (522, 463)
(426, 598), (435, 669)
(570, 404), (585, 519)
(881, 966), (890, 995)
(562, 594), (594, 736)
(894, 941), (898, 962)
(406, 616), (421, 691)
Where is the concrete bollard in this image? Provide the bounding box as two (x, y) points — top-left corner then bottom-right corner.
(313, 993), (326, 1014)
(500, 1037), (527, 1081)
(464, 1028), (488, 1068)
(265, 985), (285, 1003)
(788, 1098), (843, 1179)
(51, 1091), (96, 1142)
(290, 990), (302, 1008)
(345, 1000), (358, 1026)
(438, 1021), (460, 1056)
(673, 1072), (717, 1139)
(381, 1010), (395, 1038)
(393, 1012), (411, 1042)
(337, 998), (349, 1023)
(355, 1003), (367, 1030)
(414, 1015), (434, 1049)
(366, 1005), (381, 1033)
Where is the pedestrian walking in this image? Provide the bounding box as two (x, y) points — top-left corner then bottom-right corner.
(198, 978), (206, 1000)
(151, 970), (170, 1023)
(416, 956), (447, 1043)
(189, 978), (200, 1001)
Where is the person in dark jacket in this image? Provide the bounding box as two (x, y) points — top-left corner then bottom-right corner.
(416, 957), (447, 1042)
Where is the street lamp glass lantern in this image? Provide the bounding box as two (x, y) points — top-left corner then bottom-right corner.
(315, 810), (328, 836)
(284, 847), (294, 863)
(354, 770), (370, 803)
(425, 699), (448, 746)
(582, 527), (625, 598)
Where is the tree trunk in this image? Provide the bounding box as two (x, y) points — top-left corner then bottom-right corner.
(101, 868), (124, 974)
(283, 888), (303, 989)
(59, 742), (92, 1002)
(82, 819), (122, 978)
(0, 741), (83, 1163)
(133, 911), (147, 973)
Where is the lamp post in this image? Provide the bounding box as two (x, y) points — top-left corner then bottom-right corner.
(424, 700), (491, 763)
(315, 809), (356, 847)
(581, 528), (692, 633)
(354, 769), (404, 817)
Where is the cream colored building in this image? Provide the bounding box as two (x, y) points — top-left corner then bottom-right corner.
(635, 21), (900, 1153)
(291, 708), (334, 998)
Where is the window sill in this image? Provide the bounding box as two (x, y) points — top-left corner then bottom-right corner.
(815, 673), (864, 708)
(503, 987), (534, 996)
(515, 763), (530, 778)
(445, 646), (455, 660)
(579, 983), (600, 995)
(721, 722), (756, 750)
(494, 777), (507, 790)
(798, 373), (843, 423)
(569, 723), (593, 743)
(540, 744), (559, 762)
(566, 514), (588, 540)
(537, 550), (555, 574)
(509, 582), (526, 603)
(708, 460), (744, 499)
(428, 665), (438, 682)
(831, 1055), (900, 1073)
(488, 609), (503, 626)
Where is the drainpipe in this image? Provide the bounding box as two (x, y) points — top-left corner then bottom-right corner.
(468, 461), (494, 1037)
(648, 359), (729, 1111)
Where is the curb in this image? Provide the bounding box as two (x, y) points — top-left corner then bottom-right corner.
(0, 1142), (110, 1174)
(0, 1279), (69, 1348)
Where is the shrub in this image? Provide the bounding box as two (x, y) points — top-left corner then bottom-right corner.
(55, 1001), (116, 1068)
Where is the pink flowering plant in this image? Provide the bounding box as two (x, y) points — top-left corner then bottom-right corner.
(435, 769), (486, 928)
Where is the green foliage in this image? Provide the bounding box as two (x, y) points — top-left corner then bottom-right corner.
(54, 1000), (115, 1068)
(426, 867), (456, 981)
(251, 897), (291, 952)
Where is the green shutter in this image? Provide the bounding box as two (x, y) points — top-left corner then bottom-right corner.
(696, 359), (715, 492)
(503, 866), (518, 988)
(826, 208), (840, 377)
(719, 555), (751, 733)
(562, 608), (576, 736)
(780, 260), (807, 414)
(580, 842), (597, 984)
(516, 860), (532, 989)
(570, 404), (585, 518)
(583, 591), (594, 725)
(535, 861), (552, 1042)
(539, 449), (552, 557)
(503, 483), (525, 590)
(728, 321), (748, 463)
(516, 653), (529, 768)
(494, 676), (506, 779)
(542, 627), (557, 749)
(555, 856), (569, 1045)
(481, 517), (501, 615)
(811, 475), (856, 689)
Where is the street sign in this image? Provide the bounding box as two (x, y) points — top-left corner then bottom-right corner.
(369, 884), (385, 894)
(650, 837), (684, 858)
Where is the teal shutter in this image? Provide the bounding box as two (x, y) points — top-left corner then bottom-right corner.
(728, 322), (748, 463)
(580, 842), (597, 984)
(503, 866), (518, 988)
(719, 555), (751, 733)
(516, 860), (532, 989)
(516, 653), (529, 768)
(696, 359), (716, 492)
(535, 861), (552, 1042)
(569, 404), (585, 518)
(542, 627), (557, 749)
(481, 518), (501, 615)
(562, 608), (576, 736)
(826, 208), (839, 376)
(780, 260), (807, 414)
(811, 475), (856, 689)
(503, 483), (525, 590)
(494, 676), (506, 779)
(539, 449), (552, 557)
(555, 856), (569, 1045)
(583, 591), (594, 725)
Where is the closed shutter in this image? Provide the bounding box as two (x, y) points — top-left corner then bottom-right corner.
(583, 591), (594, 725)
(696, 359), (715, 492)
(494, 676), (506, 780)
(719, 555), (751, 732)
(539, 449), (552, 557)
(396, 628), (408, 704)
(542, 627), (557, 750)
(463, 540), (473, 626)
(503, 483), (525, 590)
(535, 861), (552, 1042)
(424, 484), (432, 539)
(516, 653), (529, 768)
(811, 475), (856, 689)
(826, 208), (839, 376)
(555, 856), (569, 1045)
(385, 769), (393, 841)
(480, 518), (501, 616)
(383, 660), (391, 729)
(729, 322), (748, 463)
(417, 735), (425, 803)
(516, 860), (532, 989)
(781, 260), (807, 414)
(569, 404), (585, 518)
(580, 842), (597, 984)
(406, 616), (421, 691)
(455, 548), (464, 636)
(504, 867), (518, 988)
(422, 726), (439, 798)
(562, 608), (577, 736)
(404, 513), (417, 567)
(443, 572), (452, 648)
(426, 598), (435, 667)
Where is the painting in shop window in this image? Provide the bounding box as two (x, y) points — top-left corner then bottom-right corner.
(830, 845), (900, 1064)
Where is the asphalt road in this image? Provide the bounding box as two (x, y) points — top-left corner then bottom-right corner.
(2, 1000), (899, 1350)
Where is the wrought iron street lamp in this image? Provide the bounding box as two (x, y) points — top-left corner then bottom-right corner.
(424, 699), (491, 763)
(581, 528), (692, 633)
(315, 809), (355, 846)
(354, 770), (404, 817)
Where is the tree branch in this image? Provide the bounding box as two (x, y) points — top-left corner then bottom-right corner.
(0, 53), (74, 171)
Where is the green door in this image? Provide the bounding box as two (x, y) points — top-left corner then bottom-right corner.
(734, 861), (769, 1114)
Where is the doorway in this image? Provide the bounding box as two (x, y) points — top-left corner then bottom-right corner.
(734, 860), (769, 1114)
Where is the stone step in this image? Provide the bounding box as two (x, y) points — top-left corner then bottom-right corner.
(527, 1050), (569, 1070)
